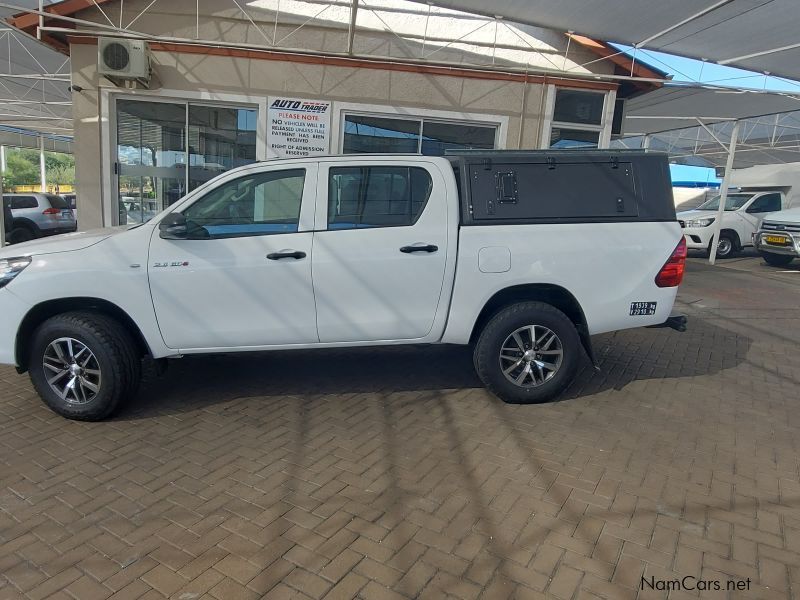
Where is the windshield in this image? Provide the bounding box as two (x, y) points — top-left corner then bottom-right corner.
(696, 193), (754, 212)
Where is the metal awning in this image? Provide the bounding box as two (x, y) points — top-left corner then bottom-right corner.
(622, 85), (800, 136)
(0, 1), (72, 137)
(419, 1), (800, 82)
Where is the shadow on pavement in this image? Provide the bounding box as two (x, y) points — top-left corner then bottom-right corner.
(118, 313), (753, 420)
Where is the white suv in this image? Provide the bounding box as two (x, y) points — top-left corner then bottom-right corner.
(677, 191), (784, 258)
(4, 193), (78, 244)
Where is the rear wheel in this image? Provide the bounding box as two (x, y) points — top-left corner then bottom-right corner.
(760, 252), (794, 267)
(9, 226), (34, 244)
(474, 301), (581, 404)
(28, 312), (141, 421)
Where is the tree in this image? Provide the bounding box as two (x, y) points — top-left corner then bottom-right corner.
(48, 164), (75, 194)
(4, 152), (39, 187)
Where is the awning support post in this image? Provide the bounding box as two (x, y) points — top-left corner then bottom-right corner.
(39, 135), (46, 193)
(708, 120), (740, 266)
(346, 0), (358, 55)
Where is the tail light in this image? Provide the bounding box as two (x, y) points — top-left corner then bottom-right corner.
(42, 208), (60, 215)
(655, 237), (687, 288)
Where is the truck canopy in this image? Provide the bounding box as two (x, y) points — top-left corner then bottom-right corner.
(447, 150), (675, 225)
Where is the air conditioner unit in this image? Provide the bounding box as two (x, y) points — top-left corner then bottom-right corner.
(97, 38), (151, 85)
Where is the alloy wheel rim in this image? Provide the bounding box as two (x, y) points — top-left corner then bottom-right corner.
(42, 337), (101, 404)
(499, 325), (564, 388)
(717, 238), (732, 255)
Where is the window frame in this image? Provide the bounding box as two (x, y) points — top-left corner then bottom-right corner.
(540, 86), (616, 150)
(326, 165), (434, 230)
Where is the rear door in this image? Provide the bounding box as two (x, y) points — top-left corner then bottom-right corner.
(312, 160), (449, 343)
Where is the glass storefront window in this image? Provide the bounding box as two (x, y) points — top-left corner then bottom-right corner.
(188, 105), (257, 191)
(343, 113), (498, 155)
(421, 121), (495, 155)
(548, 88), (607, 149)
(343, 115), (420, 154)
(116, 99), (258, 225)
(553, 89), (604, 126)
(549, 128), (601, 148)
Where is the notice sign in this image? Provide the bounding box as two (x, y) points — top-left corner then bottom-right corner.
(267, 97), (331, 158)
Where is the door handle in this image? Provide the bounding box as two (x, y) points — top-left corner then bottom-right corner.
(267, 250), (306, 260)
(400, 244), (438, 253)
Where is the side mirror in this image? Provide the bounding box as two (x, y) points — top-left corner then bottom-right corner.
(159, 212), (188, 239)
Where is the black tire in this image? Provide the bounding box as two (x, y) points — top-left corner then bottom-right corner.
(760, 252), (794, 267)
(473, 301), (582, 404)
(28, 312), (141, 421)
(710, 232), (737, 259)
(9, 226), (34, 244)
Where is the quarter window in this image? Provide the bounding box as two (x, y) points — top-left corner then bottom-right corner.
(328, 166), (433, 229)
(183, 169), (305, 238)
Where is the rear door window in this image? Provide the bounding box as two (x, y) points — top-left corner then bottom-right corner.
(327, 166), (433, 229)
(9, 196), (38, 209)
(747, 193), (782, 213)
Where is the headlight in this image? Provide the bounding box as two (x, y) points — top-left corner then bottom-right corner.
(0, 257), (32, 289)
(685, 217), (715, 228)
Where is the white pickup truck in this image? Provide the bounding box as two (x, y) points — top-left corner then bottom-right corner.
(0, 151), (686, 421)
(677, 190), (785, 258)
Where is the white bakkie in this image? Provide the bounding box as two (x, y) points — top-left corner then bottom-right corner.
(677, 190), (785, 258)
(0, 152), (687, 421)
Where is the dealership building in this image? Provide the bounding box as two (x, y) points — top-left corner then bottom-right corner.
(9, 0), (664, 230)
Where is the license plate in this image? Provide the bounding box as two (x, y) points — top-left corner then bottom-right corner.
(630, 301), (657, 316)
(764, 234), (790, 246)
(60, 210), (72, 219)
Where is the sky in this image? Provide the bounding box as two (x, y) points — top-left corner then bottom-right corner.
(613, 45), (800, 185)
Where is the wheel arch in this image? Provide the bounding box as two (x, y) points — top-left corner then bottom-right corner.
(469, 284), (596, 367)
(720, 228), (742, 250)
(16, 297), (152, 373)
(11, 217), (40, 233)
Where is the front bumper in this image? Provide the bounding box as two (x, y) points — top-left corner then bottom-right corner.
(0, 288), (31, 366)
(753, 231), (800, 257)
(681, 226), (714, 249)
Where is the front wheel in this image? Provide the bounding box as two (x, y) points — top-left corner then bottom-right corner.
(29, 312), (141, 421)
(473, 302), (582, 404)
(760, 252), (795, 267)
(710, 232), (737, 259)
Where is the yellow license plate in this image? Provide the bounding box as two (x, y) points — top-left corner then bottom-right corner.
(764, 235), (790, 245)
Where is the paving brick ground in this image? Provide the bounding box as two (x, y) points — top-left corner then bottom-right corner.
(2, 256), (800, 599)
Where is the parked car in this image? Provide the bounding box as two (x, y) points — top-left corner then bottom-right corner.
(3, 193), (78, 244)
(60, 193), (77, 220)
(677, 190), (784, 258)
(0, 151), (687, 421)
(753, 206), (800, 266)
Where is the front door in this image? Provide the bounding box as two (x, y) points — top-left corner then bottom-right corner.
(312, 161), (449, 343)
(148, 165), (319, 349)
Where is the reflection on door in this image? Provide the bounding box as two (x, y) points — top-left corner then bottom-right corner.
(115, 99), (258, 225)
